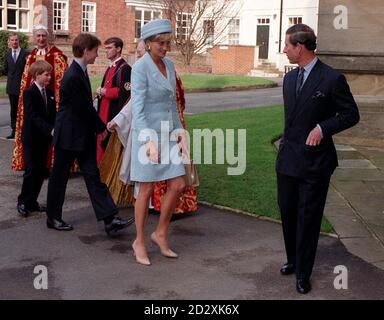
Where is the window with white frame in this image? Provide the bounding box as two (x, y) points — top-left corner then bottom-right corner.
(257, 18), (270, 25)
(82, 2), (96, 33)
(0, 1), (3, 29)
(0, 0), (30, 31)
(135, 9), (161, 39)
(288, 16), (302, 26)
(203, 19), (214, 46)
(228, 18), (239, 45)
(53, 0), (68, 31)
(176, 12), (192, 41)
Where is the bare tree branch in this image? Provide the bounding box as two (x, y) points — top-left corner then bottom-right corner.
(143, 0), (243, 67)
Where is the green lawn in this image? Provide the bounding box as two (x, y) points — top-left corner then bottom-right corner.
(180, 74), (275, 90)
(90, 74), (275, 92)
(185, 106), (334, 233)
(0, 74), (275, 98)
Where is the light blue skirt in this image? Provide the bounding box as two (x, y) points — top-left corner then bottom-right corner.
(130, 129), (185, 182)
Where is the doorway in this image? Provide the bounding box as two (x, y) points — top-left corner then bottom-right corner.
(257, 25), (270, 59)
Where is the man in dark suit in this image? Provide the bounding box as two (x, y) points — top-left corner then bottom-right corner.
(17, 61), (55, 217)
(276, 24), (360, 294)
(3, 32), (27, 139)
(46, 33), (133, 233)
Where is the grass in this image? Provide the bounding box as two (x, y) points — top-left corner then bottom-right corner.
(180, 74), (275, 90)
(185, 106), (334, 233)
(0, 74), (275, 98)
(90, 74), (274, 92)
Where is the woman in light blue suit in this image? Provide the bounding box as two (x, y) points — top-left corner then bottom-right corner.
(130, 19), (186, 266)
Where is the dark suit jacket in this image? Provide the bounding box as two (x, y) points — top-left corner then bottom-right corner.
(3, 48), (28, 95)
(276, 59), (360, 179)
(21, 83), (56, 146)
(97, 58), (132, 122)
(53, 61), (106, 151)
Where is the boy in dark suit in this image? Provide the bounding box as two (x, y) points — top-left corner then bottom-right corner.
(46, 33), (133, 233)
(3, 32), (27, 139)
(17, 61), (56, 217)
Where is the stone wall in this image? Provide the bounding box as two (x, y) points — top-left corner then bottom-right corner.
(317, 0), (384, 95)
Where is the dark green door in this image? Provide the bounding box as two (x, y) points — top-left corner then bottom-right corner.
(257, 25), (270, 59)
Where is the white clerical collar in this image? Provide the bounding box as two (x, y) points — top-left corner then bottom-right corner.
(36, 47), (48, 55)
(109, 56), (122, 68)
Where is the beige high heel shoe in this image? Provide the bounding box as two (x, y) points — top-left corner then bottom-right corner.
(132, 241), (151, 266)
(150, 232), (178, 258)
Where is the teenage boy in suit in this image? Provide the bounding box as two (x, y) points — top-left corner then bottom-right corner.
(46, 33), (133, 233)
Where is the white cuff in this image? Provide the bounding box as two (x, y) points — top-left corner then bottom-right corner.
(316, 124), (323, 139)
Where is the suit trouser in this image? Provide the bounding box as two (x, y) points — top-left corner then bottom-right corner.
(8, 94), (19, 131)
(18, 143), (49, 208)
(277, 172), (331, 280)
(46, 144), (118, 221)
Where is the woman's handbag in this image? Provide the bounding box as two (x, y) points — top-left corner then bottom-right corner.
(184, 160), (199, 187)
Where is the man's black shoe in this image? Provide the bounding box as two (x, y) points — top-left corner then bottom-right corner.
(296, 279), (311, 294)
(17, 203), (30, 217)
(280, 263), (295, 275)
(105, 216), (134, 236)
(30, 203), (47, 212)
(47, 218), (73, 231)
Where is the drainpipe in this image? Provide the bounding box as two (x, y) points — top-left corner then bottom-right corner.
(278, 0), (283, 52)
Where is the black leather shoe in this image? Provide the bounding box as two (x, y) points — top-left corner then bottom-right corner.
(47, 218), (73, 231)
(280, 263), (295, 275)
(30, 203), (47, 212)
(17, 203), (30, 217)
(105, 216), (134, 236)
(296, 279), (311, 294)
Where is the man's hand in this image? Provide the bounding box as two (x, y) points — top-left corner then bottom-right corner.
(306, 126), (322, 146)
(107, 120), (117, 132)
(96, 87), (106, 98)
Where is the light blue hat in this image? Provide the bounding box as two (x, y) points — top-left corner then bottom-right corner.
(141, 19), (172, 40)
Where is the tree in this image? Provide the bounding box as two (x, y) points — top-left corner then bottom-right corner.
(144, 0), (243, 67)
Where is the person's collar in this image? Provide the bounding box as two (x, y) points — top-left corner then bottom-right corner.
(74, 58), (87, 73)
(34, 81), (44, 92)
(36, 46), (48, 55)
(109, 56), (122, 68)
(12, 47), (21, 53)
(302, 56), (318, 74)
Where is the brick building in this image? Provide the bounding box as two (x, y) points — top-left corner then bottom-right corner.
(211, 45), (254, 75)
(0, 0), (211, 73)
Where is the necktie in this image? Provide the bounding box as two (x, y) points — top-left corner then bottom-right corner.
(41, 88), (47, 111)
(13, 50), (17, 63)
(296, 67), (304, 98)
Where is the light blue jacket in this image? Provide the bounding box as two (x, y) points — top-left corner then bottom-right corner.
(130, 52), (185, 182)
(131, 52), (182, 136)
